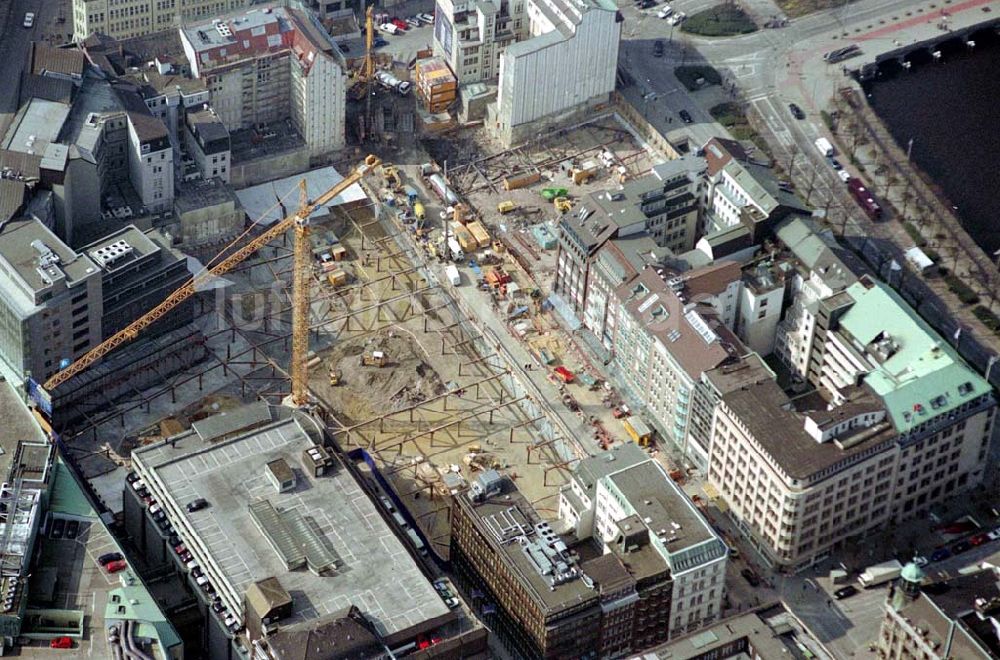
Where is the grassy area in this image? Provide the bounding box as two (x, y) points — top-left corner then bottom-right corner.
(902, 222), (926, 248)
(944, 274), (980, 305)
(674, 65), (722, 92)
(775, 0), (858, 19)
(973, 306), (1000, 335)
(681, 5), (757, 37)
(709, 102), (772, 160)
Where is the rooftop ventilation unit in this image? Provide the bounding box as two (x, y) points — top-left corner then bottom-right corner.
(90, 239), (134, 269)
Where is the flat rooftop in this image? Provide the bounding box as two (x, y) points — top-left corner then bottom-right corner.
(722, 378), (897, 481)
(0, 218), (98, 309)
(458, 481), (597, 613)
(1, 98), (70, 156)
(235, 165), (368, 226)
(133, 409), (449, 637)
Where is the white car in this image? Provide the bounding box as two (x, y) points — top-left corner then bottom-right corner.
(23, 12), (35, 28)
(418, 13), (434, 24)
(406, 17), (421, 28)
(667, 11), (686, 25)
(656, 5), (673, 18)
(987, 527), (1000, 541)
(913, 555), (929, 567)
(838, 170), (851, 183)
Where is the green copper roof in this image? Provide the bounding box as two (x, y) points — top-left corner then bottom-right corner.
(47, 461), (97, 518)
(900, 561), (925, 583)
(105, 581), (182, 653)
(838, 280), (992, 433)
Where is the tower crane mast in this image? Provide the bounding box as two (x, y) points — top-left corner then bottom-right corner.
(41, 155), (382, 411)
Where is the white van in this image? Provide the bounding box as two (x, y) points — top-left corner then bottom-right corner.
(380, 23), (400, 35)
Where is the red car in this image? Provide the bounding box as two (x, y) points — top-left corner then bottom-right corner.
(938, 521), (976, 535)
(106, 559), (127, 573)
(391, 18), (408, 31)
(969, 533), (990, 546)
(50, 637), (73, 649)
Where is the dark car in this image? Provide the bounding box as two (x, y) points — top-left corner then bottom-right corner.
(212, 601), (226, 613)
(740, 568), (761, 587)
(152, 510), (166, 522)
(638, 0), (656, 7)
(187, 498), (209, 513)
(930, 547), (951, 562)
(833, 585), (857, 600)
(952, 540), (972, 554)
(126, 472), (140, 484)
(50, 519), (66, 539)
(679, 109), (693, 124)
(338, 42), (350, 53)
(788, 103), (805, 120)
(373, 36), (388, 48)
(98, 552), (123, 566)
(66, 520), (80, 539)
(829, 158), (843, 170)
(653, 40), (664, 57)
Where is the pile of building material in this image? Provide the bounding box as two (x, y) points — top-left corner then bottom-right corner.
(415, 58), (458, 114)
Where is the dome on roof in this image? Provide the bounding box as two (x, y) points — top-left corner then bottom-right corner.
(900, 561), (925, 584)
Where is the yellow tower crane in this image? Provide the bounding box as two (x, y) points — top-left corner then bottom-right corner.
(40, 155), (382, 415)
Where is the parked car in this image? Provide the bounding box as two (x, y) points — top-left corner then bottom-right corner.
(152, 510), (166, 522)
(106, 559), (128, 573)
(653, 40), (664, 57)
(418, 13), (434, 24)
(23, 12), (35, 28)
(838, 170), (851, 183)
(829, 158), (843, 170)
(212, 601), (226, 613)
(187, 498), (209, 513)
(337, 42), (349, 53)
(50, 519), (66, 539)
(930, 548), (951, 562)
(952, 540), (972, 554)
(656, 5), (673, 18)
(444, 597), (460, 609)
(679, 109), (693, 124)
(406, 17), (421, 27)
(667, 11), (686, 25)
(637, 0), (656, 8)
(969, 533), (990, 546)
(50, 637), (73, 649)
(788, 103), (805, 120)
(740, 568), (761, 587)
(174, 544), (186, 555)
(373, 36), (388, 48)
(938, 521), (976, 535)
(391, 18), (409, 31)
(833, 585), (857, 600)
(98, 552), (123, 566)
(987, 527), (1000, 541)
(66, 520), (80, 539)
(126, 472), (140, 484)
(913, 555), (929, 567)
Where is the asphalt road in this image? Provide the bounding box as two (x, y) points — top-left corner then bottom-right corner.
(0, 0), (70, 133)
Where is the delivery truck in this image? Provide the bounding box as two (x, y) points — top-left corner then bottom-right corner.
(446, 264), (461, 286)
(815, 137), (835, 157)
(446, 237), (464, 261)
(858, 559), (903, 588)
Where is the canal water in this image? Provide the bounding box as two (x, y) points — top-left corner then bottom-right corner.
(864, 29), (1000, 257)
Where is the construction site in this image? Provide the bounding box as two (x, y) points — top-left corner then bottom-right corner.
(37, 57), (673, 560)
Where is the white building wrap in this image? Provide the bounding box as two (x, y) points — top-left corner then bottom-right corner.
(496, 0), (619, 143)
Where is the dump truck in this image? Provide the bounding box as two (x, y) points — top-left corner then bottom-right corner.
(361, 351), (387, 367)
(858, 560), (903, 588)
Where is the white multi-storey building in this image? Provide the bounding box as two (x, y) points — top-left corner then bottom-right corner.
(433, 0), (528, 82)
(73, 0), (251, 41)
(560, 442), (728, 639)
(710, 275), (996, 571)
(126, 112), (174, 213)
(179, 7), (346, 157)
